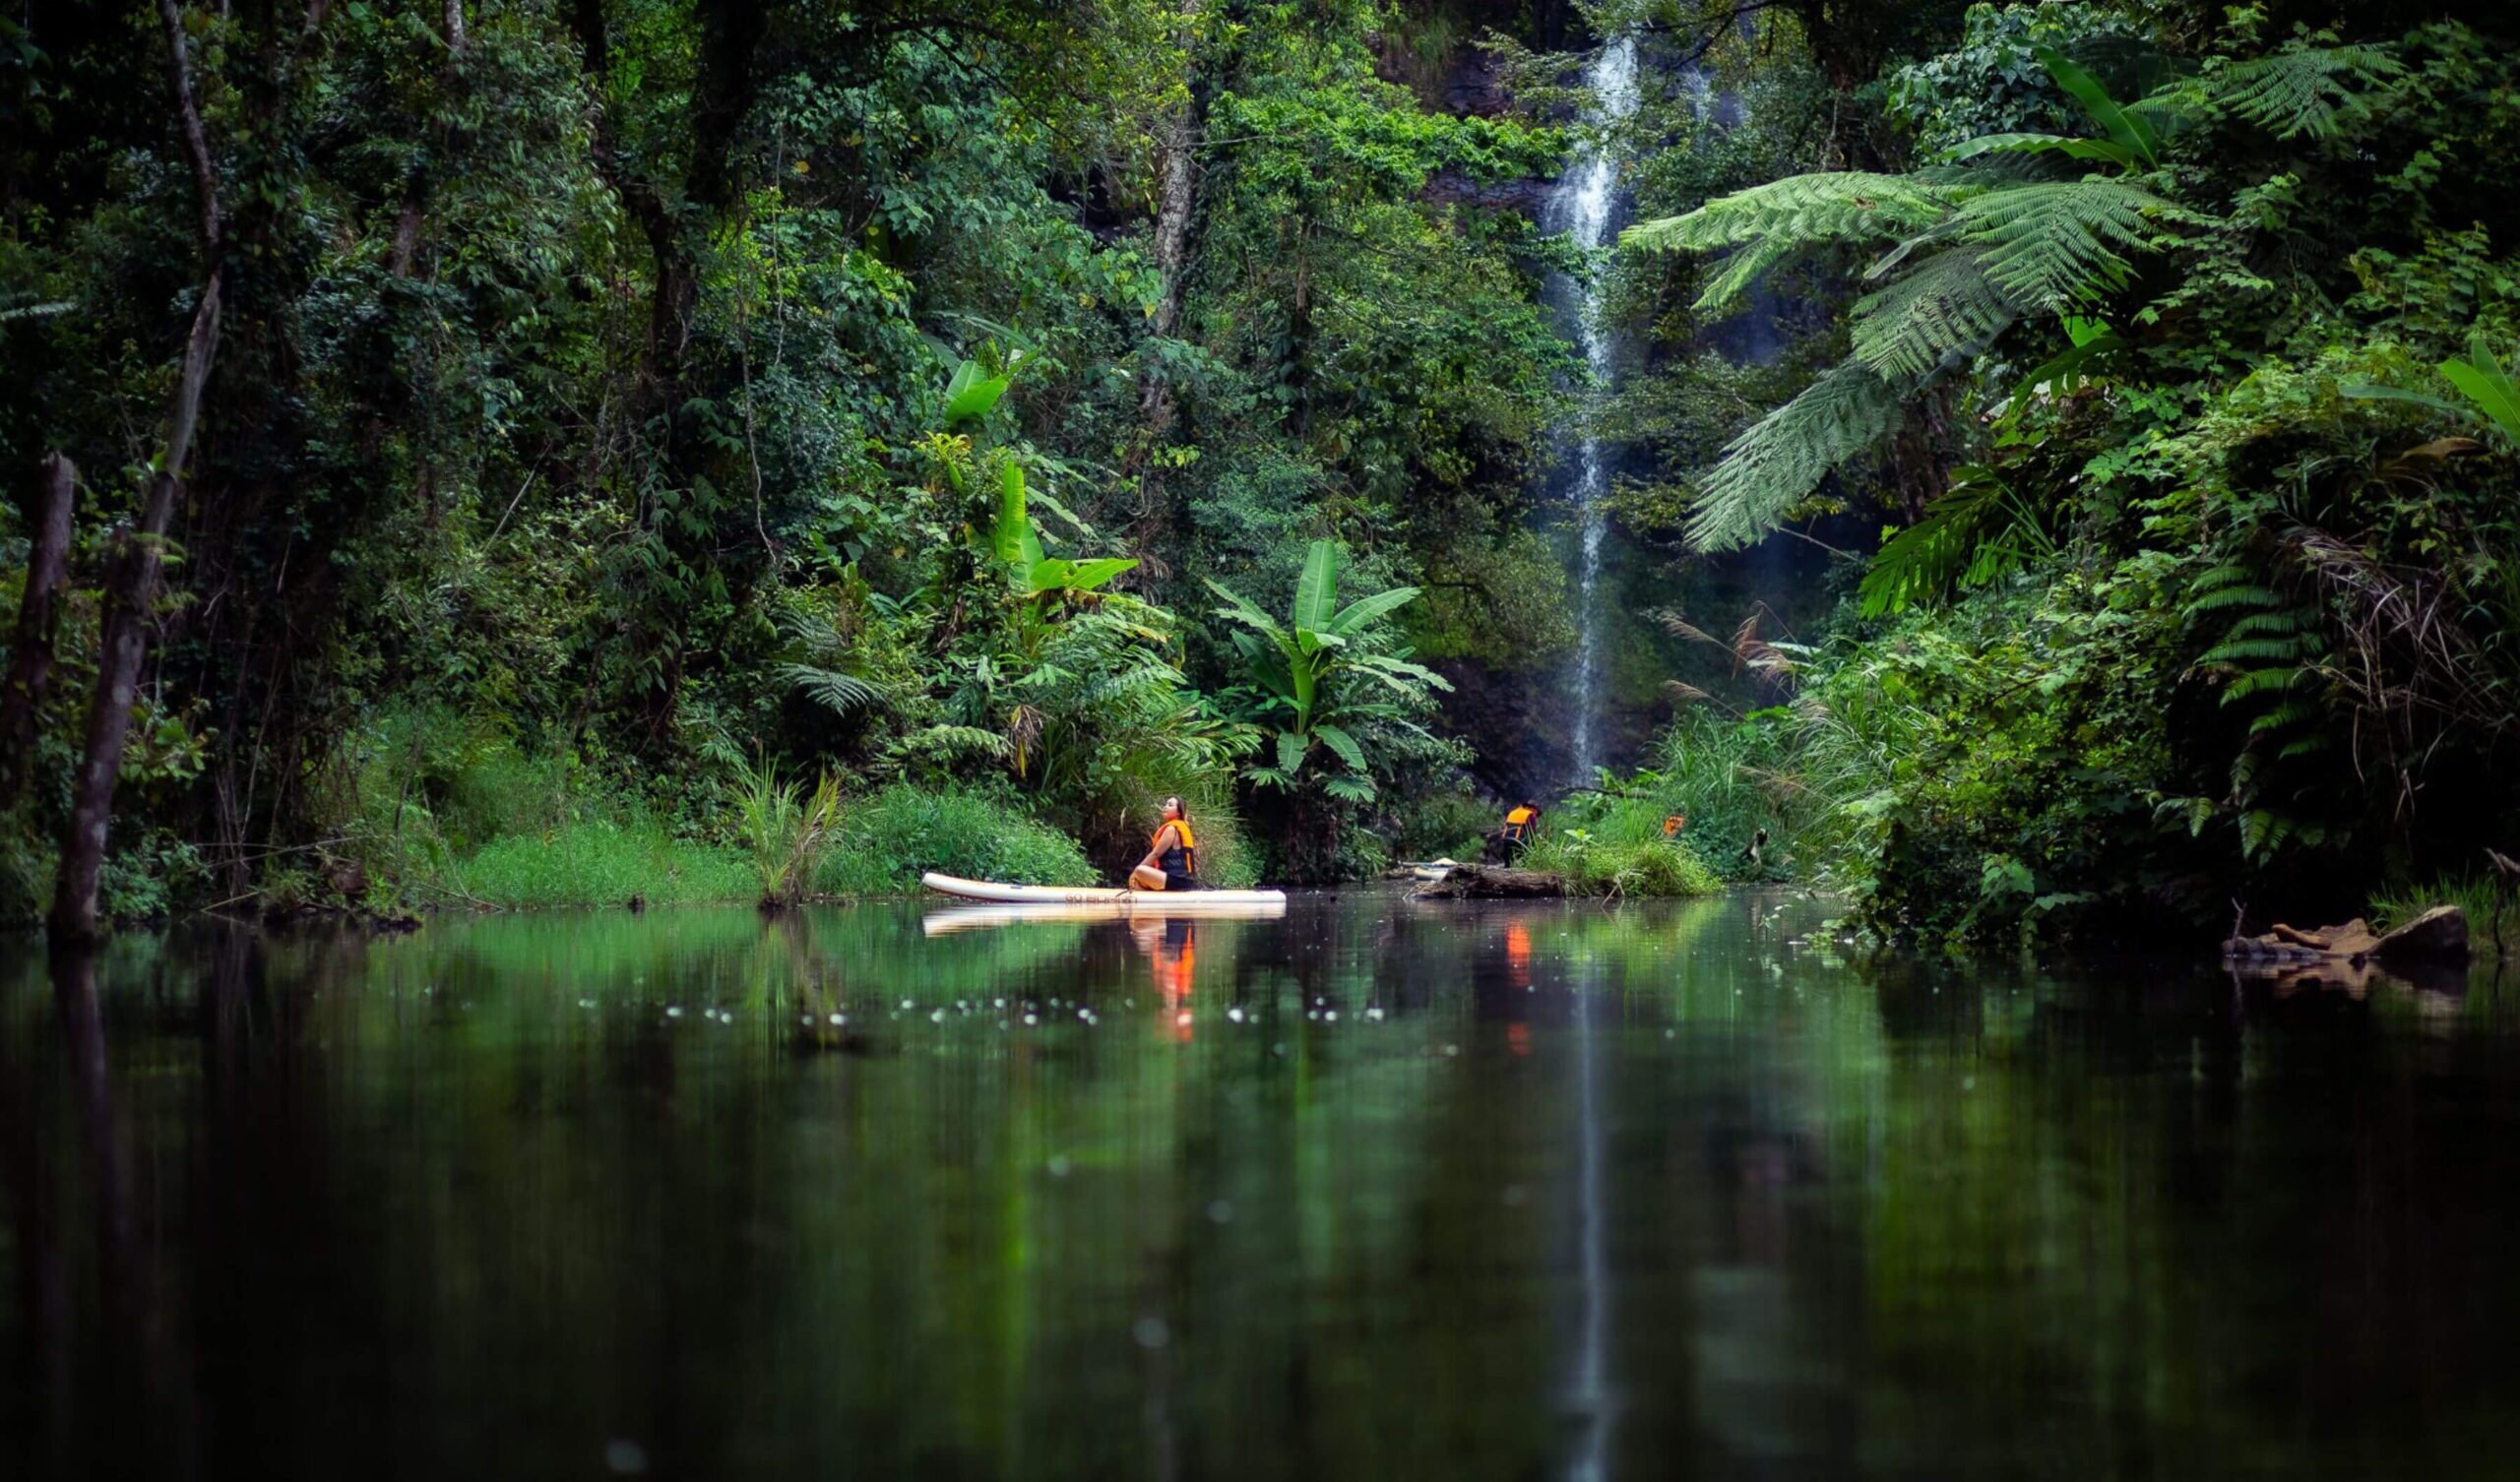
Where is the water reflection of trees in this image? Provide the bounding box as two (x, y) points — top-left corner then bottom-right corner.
(10, 904), (2520, 1477)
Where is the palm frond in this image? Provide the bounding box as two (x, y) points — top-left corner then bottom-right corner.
(1688, 362), (1905, 552)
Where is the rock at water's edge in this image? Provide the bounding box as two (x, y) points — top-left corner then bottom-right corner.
(2374, 904), (2470, 963)
(2228, 904), (2469, 965)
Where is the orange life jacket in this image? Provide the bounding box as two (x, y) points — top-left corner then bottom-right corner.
(1502, 806), (1536, 841)
(1153, 820), (1197, 879)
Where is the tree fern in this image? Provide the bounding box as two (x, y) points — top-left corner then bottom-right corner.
(1624, 172), (1953, 256)
(1626, 172), (1957, 317)
(1689, 363), (1904, 553)
(1958, 179), (2160, 310)
(780, 663), (889, 720)
(2203, 41), (2405, 141)
(1858, 465), (2052, 616)
(1852, 247), (2013, 380)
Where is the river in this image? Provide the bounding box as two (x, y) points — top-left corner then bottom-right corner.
(6, 894), (2519, 1479)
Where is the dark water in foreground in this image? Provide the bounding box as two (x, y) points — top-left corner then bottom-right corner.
(6, 893), (2520, 1480)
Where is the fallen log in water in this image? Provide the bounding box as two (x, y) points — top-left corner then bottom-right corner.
(1411, 863), (1567, 899)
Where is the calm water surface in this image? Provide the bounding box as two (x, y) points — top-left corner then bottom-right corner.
(7, 892), (2520, 1479)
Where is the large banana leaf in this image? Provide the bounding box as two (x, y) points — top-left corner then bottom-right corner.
(1311, 722), (1367, 773)
(943, 359), (1012, 425)
(2441, 334), (2520, 445)
(1292, 539), (1340, 634)
(992, 461), (1041, 571)
(1326, 584), (1421, 637)
(2036, 46), (2161, 167)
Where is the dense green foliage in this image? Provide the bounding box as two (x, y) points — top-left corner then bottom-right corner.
(12, 0), (2519, 937)
(1600, 0), (2520, 944)
(0, 0), (1575, 920)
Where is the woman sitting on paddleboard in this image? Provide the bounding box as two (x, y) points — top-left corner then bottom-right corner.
(1130, 797), (1201, 892)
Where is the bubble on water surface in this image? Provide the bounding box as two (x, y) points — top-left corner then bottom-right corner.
(1206, 1200), (1233, 1224)
(1047, 1156), (1071, 1178)
(1132, 1317), (1169, 1349)
(603, 1440), (648, 1475)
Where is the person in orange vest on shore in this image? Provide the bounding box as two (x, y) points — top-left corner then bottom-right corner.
(1499, 799), (1541, 860)
(1664, 813), (1687, 838)
(1129, 795), (1201, 892)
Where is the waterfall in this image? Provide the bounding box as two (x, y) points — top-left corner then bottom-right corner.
(1549, 36), (1640, 784)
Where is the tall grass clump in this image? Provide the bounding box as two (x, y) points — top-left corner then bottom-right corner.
(733, 755), (844, 907)
(453, 818), (753, 909)
(2371, 874), (2518, 957)
(1524, 797), (1723, 898)
(1627, 709), (1809, 880)
(815, 784), (1098, 896)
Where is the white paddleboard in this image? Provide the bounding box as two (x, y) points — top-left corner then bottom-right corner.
(919, 872), (1288, 907)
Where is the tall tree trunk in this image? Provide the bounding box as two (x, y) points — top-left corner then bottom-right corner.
(570, 0), (768, 732)
(51, 0), (227, 943)
(1, 455), (77, 806)
(388, 0), (469, 278)
(1133, 0), (1206, 527)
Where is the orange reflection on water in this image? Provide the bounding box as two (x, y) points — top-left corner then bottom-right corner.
(1132, 919), (1199, 1041)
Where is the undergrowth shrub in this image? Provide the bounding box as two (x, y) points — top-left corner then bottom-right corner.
(816, 784), (1098, 896)
(453, 819), (752, 909)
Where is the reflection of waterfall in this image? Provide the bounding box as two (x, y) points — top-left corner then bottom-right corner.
(1567, 967), (1615, 1481)
(1547, 37), (1639, 784)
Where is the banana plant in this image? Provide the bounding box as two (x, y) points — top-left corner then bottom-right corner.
(2345, 333), (2520, 448)
(991, 460), (1137, 606)
(1205, 539), (1450, 801)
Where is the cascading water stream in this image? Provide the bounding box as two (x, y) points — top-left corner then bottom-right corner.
(1552, 36), (1640, 783)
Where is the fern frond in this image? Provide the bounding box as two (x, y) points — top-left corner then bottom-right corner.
(2184, 584), (2282, 612)
(1852, 247), (2017, 381)
(1958, 180), (2161, 310)
(1858, 466), (2035, 616)
(2221, 610), (2303, 639)
(2188, 564), (2260, 593)
(1626, 172), (1953, 255)
(1688, 362), (1904, 553)
(779, 663), (889, 719)
(2200, 636), (2304, 664)
(1693, 236), (1797, 317)
(891, 724), (1009, 760)
(2206, 42), (2404, 141)
(2221, 666), (2305, 702)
